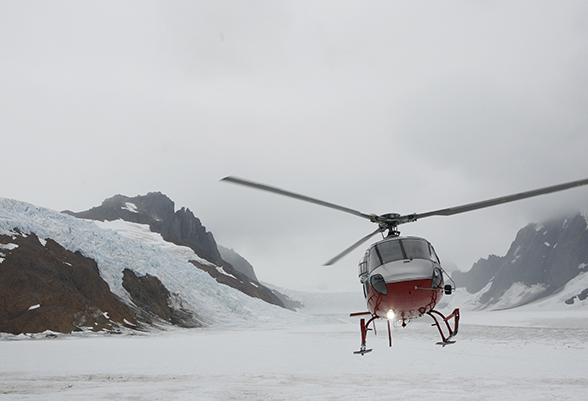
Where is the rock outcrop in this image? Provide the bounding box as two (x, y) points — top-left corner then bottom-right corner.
(122, 269), (200, 328)
(218, 245), (258, 282)
(0, 231), (139, 334)
(452, 254), (502, 294)
(190, 260), (286, 308)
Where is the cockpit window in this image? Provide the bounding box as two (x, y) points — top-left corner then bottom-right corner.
(429, 244), (440, 264)
(376, 240), (404, 264)
(368, 248), (382, 269)
(367, 238), (437, 270)
(402, 239), (431, 260)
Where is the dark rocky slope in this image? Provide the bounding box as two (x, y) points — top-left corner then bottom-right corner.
(452, 213), (588, 308)
(122, 268), (200, 328)
(0, 231), (138, 334)
(0, 230), (202, 335)
(218, 245), (258, 282)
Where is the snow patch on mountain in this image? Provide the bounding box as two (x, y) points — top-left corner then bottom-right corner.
(0, 243), (18, 251)
(0, 241), (18, 264)
(444, 271), (588, 312)
(122, 202), (139, 213)
(489, 282), (548, 310)
(93, 219), (214, 267)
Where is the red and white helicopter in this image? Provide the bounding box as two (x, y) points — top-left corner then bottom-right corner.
(222, 176), (588, 354)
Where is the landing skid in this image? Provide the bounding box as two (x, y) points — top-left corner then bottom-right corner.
(436, 340), (456, 347)
(350, 313), (393, 355)
(351, 308), (460, 353)
(353, 347), (373, 355)
(352, 316), (377, 356)
(427, 308), (460, 346)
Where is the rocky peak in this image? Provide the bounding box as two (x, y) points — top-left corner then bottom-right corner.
(452, 212), (588, 308)
(65, 193), (224, 266)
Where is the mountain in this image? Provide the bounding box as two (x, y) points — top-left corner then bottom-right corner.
(451, 212), (588, 309)
(0, 197), (296, 335)
(64, 192), (224, 266)
(218, 245), (258, 282)
(64, 192), (287, 309)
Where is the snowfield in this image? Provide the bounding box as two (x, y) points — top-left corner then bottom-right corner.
(2, 302), (588, 400)
(1, 198), (588, 400)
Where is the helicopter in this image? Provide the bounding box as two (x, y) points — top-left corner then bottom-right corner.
(221, 176), (588, 354)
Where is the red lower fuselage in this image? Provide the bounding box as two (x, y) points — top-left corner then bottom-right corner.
(366, 278), (442, 319)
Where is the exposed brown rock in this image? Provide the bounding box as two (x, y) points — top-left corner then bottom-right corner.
(122, 268), (201, 328)
(0, 231), (138, 334)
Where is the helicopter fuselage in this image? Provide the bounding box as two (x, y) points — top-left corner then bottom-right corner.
(359, 236), (444, 321)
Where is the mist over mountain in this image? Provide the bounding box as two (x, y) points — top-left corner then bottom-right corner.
(451, 212), (588, 309)
(218, 245), (258, 283)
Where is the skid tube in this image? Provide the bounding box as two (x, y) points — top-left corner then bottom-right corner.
(427, 308), (460, 346)
(350, 312), (395, 355)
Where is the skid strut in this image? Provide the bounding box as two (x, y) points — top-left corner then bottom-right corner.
(427, 308), (460, 346)
(351, 313), (377, 355)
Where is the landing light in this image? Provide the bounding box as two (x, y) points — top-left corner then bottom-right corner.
(386, 310), (395, 320)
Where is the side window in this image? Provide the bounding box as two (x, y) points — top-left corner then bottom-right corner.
(370, 274), (388, 295)
(429, 244), (440, 264)
(431, 268), (443, 289)
(358, 254), (368, 277)
(368, 248), (382, 270)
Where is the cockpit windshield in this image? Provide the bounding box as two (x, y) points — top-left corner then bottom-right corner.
(377, 240), (404, 263)
(402, 239), (431, 261)
(366, 237), (439, 271)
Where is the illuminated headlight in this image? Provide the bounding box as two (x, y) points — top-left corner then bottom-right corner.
(386, 310), (395, 320)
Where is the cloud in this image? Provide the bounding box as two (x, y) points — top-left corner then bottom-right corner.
(2, 1), (588, 291)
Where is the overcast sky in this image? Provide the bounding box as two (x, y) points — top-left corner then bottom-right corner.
(2, 1), (588, 291)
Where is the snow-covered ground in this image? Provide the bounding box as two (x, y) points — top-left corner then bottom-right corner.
(2, 296), (588, 401)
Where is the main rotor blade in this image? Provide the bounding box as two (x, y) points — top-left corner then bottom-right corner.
(323, 227), (383, 266)
(411, 177), (588, 221)
(222, 176), (374, 220)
